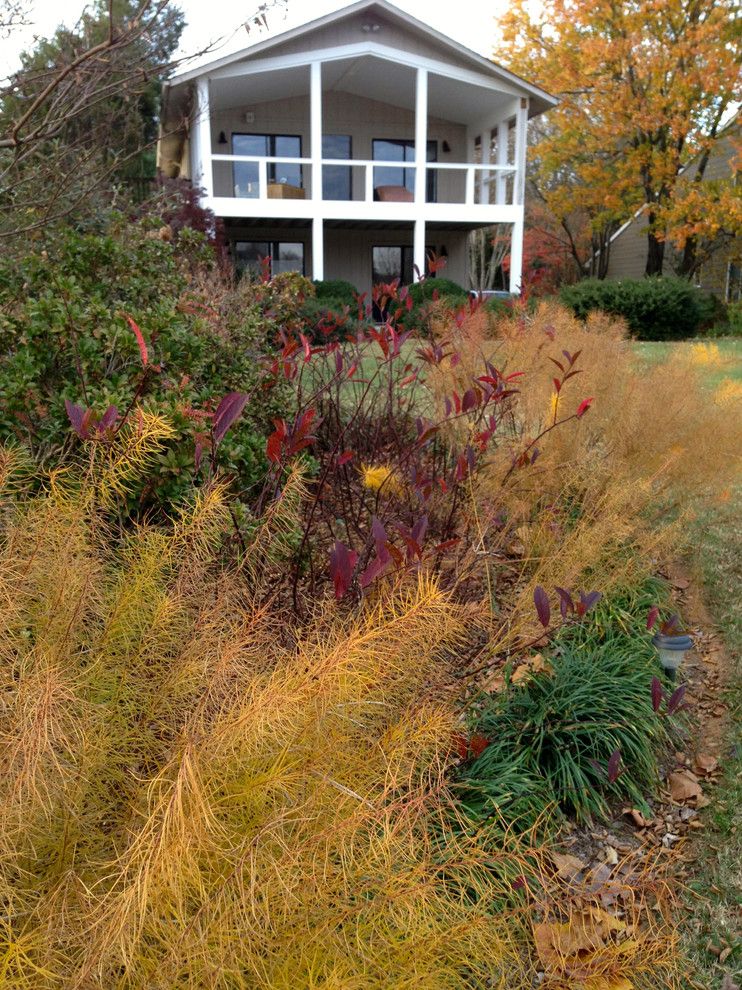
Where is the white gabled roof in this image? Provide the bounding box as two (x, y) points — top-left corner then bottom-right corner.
(168, 0), (557, 116)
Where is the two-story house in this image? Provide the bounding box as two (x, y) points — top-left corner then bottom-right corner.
(157, 0), (556, 293)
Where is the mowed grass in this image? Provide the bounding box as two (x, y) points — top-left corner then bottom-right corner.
(635, 338), (742, 388)
(674, 340), (741, 990)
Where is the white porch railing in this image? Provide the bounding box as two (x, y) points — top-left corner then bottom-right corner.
(208, 154), (520, 206)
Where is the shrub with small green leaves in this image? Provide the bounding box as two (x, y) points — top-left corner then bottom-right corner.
(0, 216), (287, 512)
(560, 276), (705, 340)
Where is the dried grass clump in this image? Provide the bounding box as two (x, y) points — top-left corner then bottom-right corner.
(421, 301), (740, 642)
(0, 424), (544, 988)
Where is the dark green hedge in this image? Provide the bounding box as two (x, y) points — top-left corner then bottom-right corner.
(559, 276), (706, 340)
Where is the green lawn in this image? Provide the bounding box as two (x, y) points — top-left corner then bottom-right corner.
(675, 339), (741, 990)
(635, 338), (742, 388)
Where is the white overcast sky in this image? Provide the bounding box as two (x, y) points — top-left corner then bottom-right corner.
(1, 0), (512, 79)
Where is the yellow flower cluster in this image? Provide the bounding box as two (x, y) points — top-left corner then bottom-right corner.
(361, 463), (400, 494)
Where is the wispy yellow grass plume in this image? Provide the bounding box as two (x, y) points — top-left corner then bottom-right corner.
(0, 425), (539, 988)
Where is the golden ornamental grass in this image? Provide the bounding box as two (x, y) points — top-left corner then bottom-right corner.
(0, 430), (540, 988)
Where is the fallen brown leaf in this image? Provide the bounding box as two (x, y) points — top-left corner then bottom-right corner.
(626, 808), (653, 828)
(668, 769), (703, 803)
(694, 753), (719, 775)
(551, 851), (587, 880)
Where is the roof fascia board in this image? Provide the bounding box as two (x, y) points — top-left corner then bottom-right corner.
(207, 41), (526, 100)
(169, 0), (557, 109)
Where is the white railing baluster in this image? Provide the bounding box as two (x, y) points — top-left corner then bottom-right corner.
(258, 159), (268, 198)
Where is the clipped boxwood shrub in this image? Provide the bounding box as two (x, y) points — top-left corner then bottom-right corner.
(560, 276), (705, 340)
(0, 218), (288, 512)
(312, 279), (358, 305)
(407, 277), (469, 308)
(398, 277), (469, 332)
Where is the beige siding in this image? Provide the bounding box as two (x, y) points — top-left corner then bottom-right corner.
(605, 212), (650, 280)
(606, 121), (740, 296)
(244, 12), (479, 76)
(210, 92), (467, 202)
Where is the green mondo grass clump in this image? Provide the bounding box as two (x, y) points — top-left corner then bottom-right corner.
(459, 635), (674, 824)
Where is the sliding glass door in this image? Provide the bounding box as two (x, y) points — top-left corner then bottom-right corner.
(372, 139), (437, 201)
(232, 134), (302, 198)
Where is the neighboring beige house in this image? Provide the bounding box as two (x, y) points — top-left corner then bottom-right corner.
(604, 115), (741, 300)
(157, 0), (556, 292)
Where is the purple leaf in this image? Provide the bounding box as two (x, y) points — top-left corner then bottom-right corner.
(97, 405), (119, 433)
(371, 515), (387, 545)
(607, 748), (622, 784)
(647, 606), (660, 631)
(555, 586), (574, 619)
(667, 684), (687, 716)
(194, 441), (204, 473)
(661, 613), (682, 635)
(213, 391), (249, 444)
(359, 554), (386, 588)
(461, 388), (478, 413)
(651, 676), (664, 713)
(411, 515), (429, 545)
(64, 399), (89, 439)
(329, 540), (358, 600)
(533, 585), (551, 628)
(580, 590), (602, 613)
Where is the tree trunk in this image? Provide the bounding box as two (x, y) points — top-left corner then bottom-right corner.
(645, 225), (665, 276)
(676, 235), (698, 279)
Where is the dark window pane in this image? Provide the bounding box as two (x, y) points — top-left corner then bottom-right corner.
(234, 241), (270, 274)
(273, 242), (304, 275)
(372, 246), (402, 284)
(322, 134), (352, 200)
(372, 139), (437, 200)
(273, 135), (302, 188)
(234, 241), (304, 276)
(233, 134), (268, 156)
(232, 134), (303, 195)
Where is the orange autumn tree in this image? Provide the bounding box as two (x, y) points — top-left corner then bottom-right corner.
(495, 0), (741, 278)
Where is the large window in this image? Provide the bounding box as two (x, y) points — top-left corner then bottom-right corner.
(322, 134), (352, 200)
(372, 139), (437, 202)
(234, 241), (305, 277)
(232, 134), (302, 198)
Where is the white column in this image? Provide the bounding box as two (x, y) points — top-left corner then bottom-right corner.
(195, 77), (214, 199)
(513, 97), (529, 205)
(414, 67), (428, 206)
(509, 218), (524, 295)
(413, 219), (426, 283)
(312, 216), (324, 281)
(310, 61), (322, 201)
(481, 124), (491, 205)
(496, 119), (509, 205)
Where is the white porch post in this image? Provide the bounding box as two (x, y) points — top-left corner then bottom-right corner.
(312, 217), (324, 281)
(481, 125), (491, 205)
(413, 219), (426, 283)
(513, 97), (529, 206)
(310, 61), (322, 201)
(413, 67), (428, 280)
(509, 219), (524, 295)
(195, 77), (214, 199)
(509, 98), (528, 294)
(310, 61), (323, 279)
(496, 119), (509, 205)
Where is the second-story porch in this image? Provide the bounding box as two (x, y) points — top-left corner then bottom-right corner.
(158, 1), (556, 291)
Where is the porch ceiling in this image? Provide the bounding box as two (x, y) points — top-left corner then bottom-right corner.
(209, 55), (515, 125)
